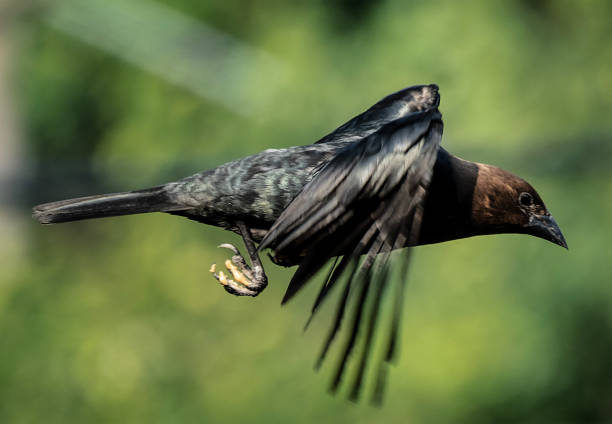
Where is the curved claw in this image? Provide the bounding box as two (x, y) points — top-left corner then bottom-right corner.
(218, 243), (240, 255)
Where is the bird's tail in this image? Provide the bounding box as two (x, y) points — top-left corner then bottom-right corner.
(32, 185), (184, 224)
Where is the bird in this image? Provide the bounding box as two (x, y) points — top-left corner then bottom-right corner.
(32, 84), (567, 402)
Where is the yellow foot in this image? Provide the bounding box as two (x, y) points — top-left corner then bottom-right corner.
(210, 244), (268, 297)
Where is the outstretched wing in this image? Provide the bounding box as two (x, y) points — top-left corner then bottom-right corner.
(259, 107), (443, 400)
(314, 84), (440, 145)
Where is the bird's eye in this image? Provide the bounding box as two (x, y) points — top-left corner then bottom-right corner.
(519, 192), (533, 207)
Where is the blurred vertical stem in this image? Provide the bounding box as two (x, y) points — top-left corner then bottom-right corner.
(0, 5), (27, 292)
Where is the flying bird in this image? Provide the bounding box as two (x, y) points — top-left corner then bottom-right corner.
(32, 84), (567, 402)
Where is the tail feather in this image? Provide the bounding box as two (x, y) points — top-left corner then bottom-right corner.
(32, 186), (186, 224)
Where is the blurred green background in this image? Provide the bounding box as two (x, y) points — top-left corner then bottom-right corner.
(1, 0), (612, 422)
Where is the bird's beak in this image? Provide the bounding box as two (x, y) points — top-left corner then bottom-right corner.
(527, 214), (568, 249)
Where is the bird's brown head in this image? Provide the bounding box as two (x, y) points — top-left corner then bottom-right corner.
(471, 164), (568, 249)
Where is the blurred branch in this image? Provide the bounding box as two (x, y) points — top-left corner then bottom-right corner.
(42, 0), (288, 117)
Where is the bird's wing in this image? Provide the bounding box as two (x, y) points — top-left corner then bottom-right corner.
(259, 108), (443, 400)
(315, 84), (439, 144)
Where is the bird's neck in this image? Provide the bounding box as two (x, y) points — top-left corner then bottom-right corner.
(418, 149), (481, 245)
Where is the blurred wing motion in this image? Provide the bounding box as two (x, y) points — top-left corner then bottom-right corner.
(259, 108), (443, 400)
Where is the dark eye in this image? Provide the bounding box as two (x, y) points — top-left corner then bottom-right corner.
(519, 192), (533, 207)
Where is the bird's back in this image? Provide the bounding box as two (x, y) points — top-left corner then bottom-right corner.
(166, 141), (350, 235)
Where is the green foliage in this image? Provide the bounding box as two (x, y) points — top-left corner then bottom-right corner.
(2, 1), (612, 422)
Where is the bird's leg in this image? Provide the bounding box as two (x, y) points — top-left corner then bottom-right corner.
(210, 221), (268, 297)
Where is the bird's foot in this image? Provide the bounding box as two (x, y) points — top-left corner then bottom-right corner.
(210, 243), (268, 297)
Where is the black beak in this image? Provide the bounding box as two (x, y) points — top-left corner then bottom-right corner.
(527, 214), (568, 249)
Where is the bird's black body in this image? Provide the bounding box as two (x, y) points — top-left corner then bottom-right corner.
(166, 141), (347, 239)
(32, 84), (567, 403)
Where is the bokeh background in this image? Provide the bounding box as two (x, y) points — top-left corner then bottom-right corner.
(1, 1), (612, 422)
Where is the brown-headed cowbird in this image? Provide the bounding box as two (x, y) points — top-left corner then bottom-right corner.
(32, 84), (567, 402)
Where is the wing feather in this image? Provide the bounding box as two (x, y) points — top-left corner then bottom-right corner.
(260, 100), (443, 399)
(314, 84), (440, 145)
